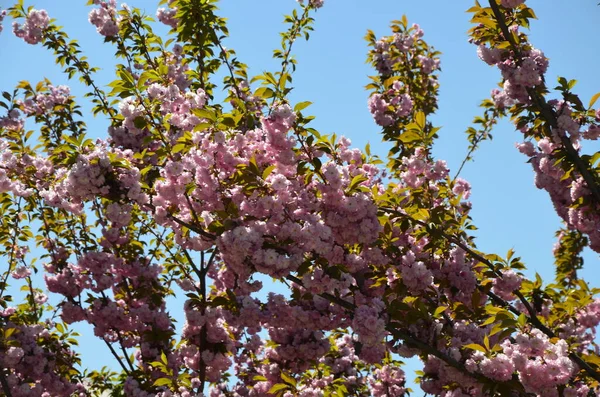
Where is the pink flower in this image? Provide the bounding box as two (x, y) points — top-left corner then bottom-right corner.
(480, 354), (515, 381)
(11, 265), (31, 279)
(297, 0), (324, 8)
(477, 45), (502, 65)
(88, 0), (119, 37)
(157, 2), (178, 29)
(452, 178), (471, 199)
(12, 9), (49, 44)
(492, 270), (522, 301)
(0, 307), (16, 317)
(0, 10), (6, 35)
(500, 0), (526, 8)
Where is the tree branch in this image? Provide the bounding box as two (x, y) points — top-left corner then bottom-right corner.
(285, 275), (525, 392)
(487, 0), (600, 203)
(385, 207), (600, 383)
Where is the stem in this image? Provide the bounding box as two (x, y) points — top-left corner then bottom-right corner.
(0, 199), (23, 303)
(120, 344), (135, 373)
(212, 33), (244, 101)
(26, 276), (38, 322)
(202, 249), (218, 277)
(454, 107), (498, 181)
(0, 368), (13, 397)
(269, 6), (311, 112)
(198, 249), (208, 394)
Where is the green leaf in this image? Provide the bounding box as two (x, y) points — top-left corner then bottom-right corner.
(433, 306), (448, 318)
(415, 112), (426, 129)
(153, 378), (171, 387)
(133, 116), (147, 129)
(268, 383), (290, 394)
(280, 372), (297, 387)
(262, 165), (276, 180)
(558, 76), (568, 89)
(589, 92), (600, 109)
(312, 157), (322, 171)
(193, 108), (217, 122)
(137, 72), (151, 90)
(255, 87), (275, 99)
(348, 175), (367, 191)
(464, 343), (486, 353)
(294, 101), (312, 112)
(4, 328), (16, 338)
(118, 68), (135, 88)
(398, 130), (421, 143)
(172, 143), (186, 153)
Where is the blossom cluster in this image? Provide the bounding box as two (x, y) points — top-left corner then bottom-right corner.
(500, 0), (526, 8)
(517, 133), (600, 252)
(368, 365), (407, 397)
(157, 0), (178, 29)
(499, 330), (573, 395)
(19, 84), (70, 116)
(12, 8), (49, 44)
(88, 0), (119, 37)
(2, 1), (600, 396)
(492, 269), (522, 301)
(0, 9), (6, 34)
(368, 81), (413, 127)
(0, 322), (85, 396)
(367, 22), (439, 127)
(39, 143), (147, 214)
(0, 138), (34, 197)
(297, 0), (325, 9)
(478, 44), (548, 107)
(351, 300), (388, 364)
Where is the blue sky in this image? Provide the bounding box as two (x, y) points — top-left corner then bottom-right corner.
(1, 0), (599, 391)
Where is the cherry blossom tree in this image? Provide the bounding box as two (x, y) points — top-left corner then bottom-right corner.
(1, 0), (600, 396)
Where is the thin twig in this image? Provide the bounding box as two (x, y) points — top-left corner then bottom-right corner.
(269, 6), (311, 113)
